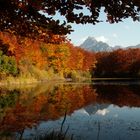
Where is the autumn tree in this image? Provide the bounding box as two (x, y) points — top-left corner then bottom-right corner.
(94, 49), (140, 78)
(45, 43), (70, 74)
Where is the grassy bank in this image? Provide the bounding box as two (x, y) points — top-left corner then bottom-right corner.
(0, 70), (92, 86)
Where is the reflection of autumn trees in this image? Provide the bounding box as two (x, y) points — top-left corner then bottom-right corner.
(95, 85), (140, 107)
(1, 84), (140, 135)
(0, 84), (97, 133)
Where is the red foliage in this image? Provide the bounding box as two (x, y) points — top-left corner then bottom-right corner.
(95, 48), (140, 77)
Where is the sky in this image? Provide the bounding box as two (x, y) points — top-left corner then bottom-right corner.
(67, 18), (140, 48)
(49, 8), (140, 48)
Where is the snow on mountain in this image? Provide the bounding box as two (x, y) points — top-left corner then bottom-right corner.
(80, 36), (140, 52)
(80, 37), (113, 52)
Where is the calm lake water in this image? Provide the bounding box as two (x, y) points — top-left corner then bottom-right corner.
(0, 82), (140, 140)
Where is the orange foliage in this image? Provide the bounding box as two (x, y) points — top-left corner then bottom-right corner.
(0, 31), (96, 76)
(67, 43), (96, 71)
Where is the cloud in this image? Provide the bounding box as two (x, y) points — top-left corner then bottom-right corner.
(113, 33), (118, 38)
(76, 109), (89, 116)
(96, 109), (109, 116)
(95, 36), (109, 43)
(81, 36), (88, 42)
(124, 25), (130, 30)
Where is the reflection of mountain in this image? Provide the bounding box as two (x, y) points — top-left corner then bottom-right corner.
(84, 103), (109, 115)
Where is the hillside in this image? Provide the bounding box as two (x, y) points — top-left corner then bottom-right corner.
(0, 32), (96, 84)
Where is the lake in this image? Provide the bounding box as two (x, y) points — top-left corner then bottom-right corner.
(0, 82), (140, 140)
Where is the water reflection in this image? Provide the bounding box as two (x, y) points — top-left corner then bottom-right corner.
(0, 83), (140, 140)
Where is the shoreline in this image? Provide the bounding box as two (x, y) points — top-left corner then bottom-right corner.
(1, 77), (140, 86)
(92, 77), (140, 81)
(0, 77), (67, 86)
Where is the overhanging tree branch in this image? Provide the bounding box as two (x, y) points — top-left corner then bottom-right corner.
(0, 0), (140, 40)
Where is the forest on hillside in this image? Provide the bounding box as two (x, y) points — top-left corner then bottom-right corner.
(0, 32), (96, 83)
(1, 31), (140, 83)
(94, 49), (140, 78)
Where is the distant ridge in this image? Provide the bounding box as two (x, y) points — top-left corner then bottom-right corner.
(80, 36), (140, 52)
(127, 44), (140, 49)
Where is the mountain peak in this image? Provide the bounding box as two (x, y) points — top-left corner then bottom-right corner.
(80, 36), (112, 52)
(80, 36), (140, 52)
(86, 36), (96, 41)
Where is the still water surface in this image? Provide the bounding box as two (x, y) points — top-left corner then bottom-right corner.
(0, 82), (140, 140)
